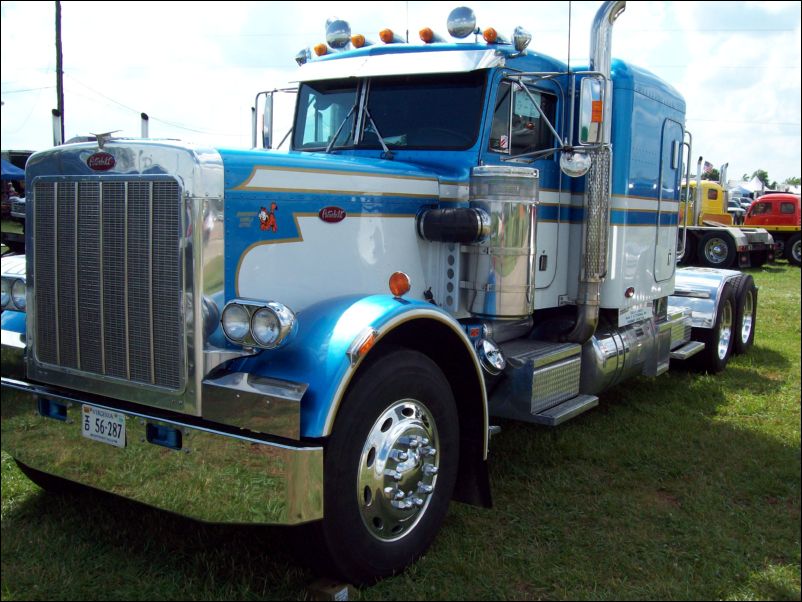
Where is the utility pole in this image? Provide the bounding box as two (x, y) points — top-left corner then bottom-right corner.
(55, 1), (65, 144)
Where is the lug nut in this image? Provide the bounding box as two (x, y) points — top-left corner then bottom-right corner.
(384, 469), (403, 481)
(390, 450), (409, 462)
(418, 483), (433, 494)
(423, 464), (438, 476)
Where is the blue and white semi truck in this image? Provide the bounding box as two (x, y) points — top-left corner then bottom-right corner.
(0, 2), (759, 584)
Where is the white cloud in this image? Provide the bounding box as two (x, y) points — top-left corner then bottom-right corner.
(2, 1), (800, 180)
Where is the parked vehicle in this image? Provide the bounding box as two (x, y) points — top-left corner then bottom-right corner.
(0, 1), (763, 584)
(744, 193), (801, 266)
(678, 177), (775, 268)
(727, 199), (746, 224)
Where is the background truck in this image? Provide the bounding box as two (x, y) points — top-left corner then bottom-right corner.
(743, 192), (801, 266)
(0, 1), (762, 585)
(677, 166), (775, 268)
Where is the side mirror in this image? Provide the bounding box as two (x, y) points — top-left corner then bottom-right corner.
(579, 76), (604, 146)
(560, 150), (591, 178)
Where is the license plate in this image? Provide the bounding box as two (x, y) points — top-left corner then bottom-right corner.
(81, 405), (126, 448)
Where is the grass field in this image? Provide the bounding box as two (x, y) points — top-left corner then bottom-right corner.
(2, 263), (800, 601)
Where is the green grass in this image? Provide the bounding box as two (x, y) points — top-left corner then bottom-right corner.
(2, 263), (800, 600)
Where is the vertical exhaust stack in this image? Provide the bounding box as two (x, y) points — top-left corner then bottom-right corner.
(564, 0), (625, 344)
(51, 109), (63, 146)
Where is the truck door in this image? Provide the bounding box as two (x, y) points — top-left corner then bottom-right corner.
(655, 119), (684, 281)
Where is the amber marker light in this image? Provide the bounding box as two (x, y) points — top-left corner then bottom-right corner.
(351, 34), (366, 48)
(379, 28), (395, 43)
(347, 327), (378, 365)
(419, 27), (434, 43)
(313, 43), (329, 56)
(483, 27), (498, 43)
(389, 271), (411, 297)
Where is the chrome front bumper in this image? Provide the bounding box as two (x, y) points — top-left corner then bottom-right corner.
(1, 374), (324, 526)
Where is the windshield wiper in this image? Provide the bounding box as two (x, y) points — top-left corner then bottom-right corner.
(362, 106), (394, 159)
(325, 103), (358, 154)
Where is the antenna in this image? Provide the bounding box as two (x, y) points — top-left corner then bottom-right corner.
(567, 0), (572, 73)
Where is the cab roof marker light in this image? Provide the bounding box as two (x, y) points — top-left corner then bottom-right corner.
(379, 28), (405, 44)
(313, 43), (329, 57)
(419, 27), (446, 44)
(351, 34), (374, 48)
(482, 27), (510, 45)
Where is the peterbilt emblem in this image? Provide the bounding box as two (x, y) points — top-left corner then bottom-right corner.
(87, 152), (115, 171)
(319, 206), (346, 223)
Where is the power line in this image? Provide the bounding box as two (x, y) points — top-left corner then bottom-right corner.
(1, 86), (56, 94)
(65, 73), (241, 137)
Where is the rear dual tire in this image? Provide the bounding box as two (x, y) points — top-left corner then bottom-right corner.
(691, 282), (735, 373)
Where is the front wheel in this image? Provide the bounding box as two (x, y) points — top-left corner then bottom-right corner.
(312, 347), (459, 585)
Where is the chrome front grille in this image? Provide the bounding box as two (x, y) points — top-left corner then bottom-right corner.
(33, 179), (184, 390)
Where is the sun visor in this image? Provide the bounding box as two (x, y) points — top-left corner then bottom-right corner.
(294, 48), (505, 82)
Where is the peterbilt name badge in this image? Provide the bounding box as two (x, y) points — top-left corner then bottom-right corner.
(319, 206), (346, 223)
(87, 152), (115, 171)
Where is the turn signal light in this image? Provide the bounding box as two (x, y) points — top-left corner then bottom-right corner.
(389, 272), (411, 297)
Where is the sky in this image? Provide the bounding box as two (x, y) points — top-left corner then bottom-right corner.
(1, 1), (800, 184)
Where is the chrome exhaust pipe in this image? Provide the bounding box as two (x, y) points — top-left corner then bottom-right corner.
(564, 1), (624, 344)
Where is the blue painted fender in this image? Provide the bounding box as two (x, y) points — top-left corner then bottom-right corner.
(1, 309), (26, 335)
(230, 294), (488, 445)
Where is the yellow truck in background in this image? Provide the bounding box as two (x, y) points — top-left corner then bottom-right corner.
(677, 163), (775, 268)
(680, 180), (736, 226)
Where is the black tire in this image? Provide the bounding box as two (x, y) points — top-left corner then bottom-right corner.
(14, 459), (82, 494)
(310, 347), (459, 585)
(732, 275), (757, 355)
(690, 282), (735, 373)
(698, 232), (735, 268)
(787, 233), (801, 267)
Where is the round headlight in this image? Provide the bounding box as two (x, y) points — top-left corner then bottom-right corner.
(221, 303), (250, 342)
(251, 307), (281, 348)
(1, 278), (10, 308)
(11, 279), (26, 310)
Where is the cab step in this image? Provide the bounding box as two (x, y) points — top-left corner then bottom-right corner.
(530, 394), (599, 426)
(670, 340), (705, 360)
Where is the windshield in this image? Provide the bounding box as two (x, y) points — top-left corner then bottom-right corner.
(293, 71), (486, 151)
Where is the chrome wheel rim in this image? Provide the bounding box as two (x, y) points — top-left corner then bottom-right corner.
(718, 299), (733, 360)
(792, 239), (801, 264)
(740, 290), (754, 345)
(357, 399), (440, 542)
(704, 238), (729, 265)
